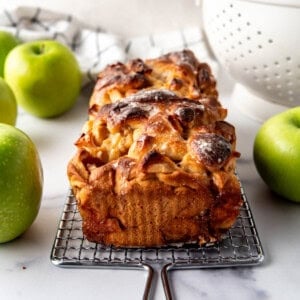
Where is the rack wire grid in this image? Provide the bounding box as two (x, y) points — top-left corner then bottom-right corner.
(50, 184), (264, 300)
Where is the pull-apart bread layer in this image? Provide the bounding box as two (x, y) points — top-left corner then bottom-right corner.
(68, 50), (242, 247)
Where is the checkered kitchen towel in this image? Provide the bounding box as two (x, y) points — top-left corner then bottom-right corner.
(0, 6), (215, 86)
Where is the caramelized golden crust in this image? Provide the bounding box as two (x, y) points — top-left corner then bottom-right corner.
(68, 50), (242, 247)
(89, 49), (219, 119)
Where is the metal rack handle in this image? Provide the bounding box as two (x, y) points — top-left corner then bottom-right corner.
(161, 263), (174, 300)
(141, 263), (154, 300)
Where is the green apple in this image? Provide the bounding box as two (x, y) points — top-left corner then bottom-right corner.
(0, 124), (43, 243)
(4, 40), (82, 118)
(0, 77), (17, 125)
(0, 31), (19, 77)
(253, 107), (300, 203)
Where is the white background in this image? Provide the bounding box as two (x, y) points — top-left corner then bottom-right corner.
(0, 0), (201, 37)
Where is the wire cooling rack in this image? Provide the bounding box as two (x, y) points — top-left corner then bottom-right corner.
(50, 184), (264, 300)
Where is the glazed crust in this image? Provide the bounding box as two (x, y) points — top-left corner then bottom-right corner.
(68, 49), (242, 247)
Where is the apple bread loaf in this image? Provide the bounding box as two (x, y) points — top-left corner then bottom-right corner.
(67, 50), (242, 247)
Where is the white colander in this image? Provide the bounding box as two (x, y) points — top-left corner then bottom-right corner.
(202, 0), (300, 121)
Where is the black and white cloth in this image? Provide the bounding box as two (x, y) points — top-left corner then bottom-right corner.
(0, 6), (216, 86)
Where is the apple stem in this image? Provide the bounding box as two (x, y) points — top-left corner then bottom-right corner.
(33, 44), (45, 55)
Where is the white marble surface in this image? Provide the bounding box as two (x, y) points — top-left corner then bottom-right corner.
(1, 1), (300, 299)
